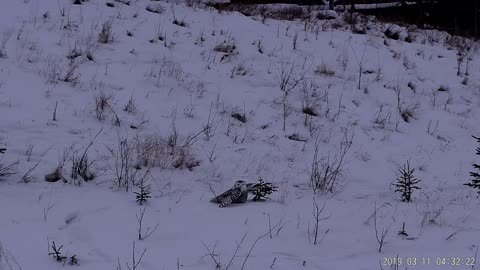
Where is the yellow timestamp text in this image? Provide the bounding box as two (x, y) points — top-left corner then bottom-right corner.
(382, 256), (476, 267)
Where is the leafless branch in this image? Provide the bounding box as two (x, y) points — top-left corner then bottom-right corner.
(201, 241), (221, 269)
(136, 207), (159, 241)
(126, 242), (146, 270)
(226, 233), (247, 270)
(373, 203), (390, 253)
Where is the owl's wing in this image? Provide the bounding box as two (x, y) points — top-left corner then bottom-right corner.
(210, 187), (244, 207)
(218, 188), (243, 208)
(246, 183), (261, 193)
(210, 187), (239, 203)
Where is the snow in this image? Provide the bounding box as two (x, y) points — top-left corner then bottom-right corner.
(0, 0), (480, 269)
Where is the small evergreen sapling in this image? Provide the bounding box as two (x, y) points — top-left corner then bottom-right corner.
(465, 135), (480, 192)
(48, 241), (78, 265)
(134, 180), (151, 205)
(69, 255), (78, 265)
(394, 161), (421, 202)
(49, 241), (67, 262)
(251, 177), (278, 201)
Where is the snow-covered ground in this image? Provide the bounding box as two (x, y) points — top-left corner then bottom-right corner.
(0, 0), (479, 269)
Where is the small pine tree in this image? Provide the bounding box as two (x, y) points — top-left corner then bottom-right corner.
(251, 177), (278, 201)
(134, 180), (151, 205)
(49, 241), (67, 262)
(394, 161), (421, 202)
(464, 135), (480, 192)
(69, 255), (78, 265)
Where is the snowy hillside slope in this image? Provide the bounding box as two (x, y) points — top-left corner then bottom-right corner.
(0, 0), (479, 269)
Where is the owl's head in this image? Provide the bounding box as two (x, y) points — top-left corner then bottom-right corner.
(233, 180), (247, 192)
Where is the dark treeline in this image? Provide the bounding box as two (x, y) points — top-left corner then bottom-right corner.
(357, 0), (480, 37)
(227, 0), (480, 37)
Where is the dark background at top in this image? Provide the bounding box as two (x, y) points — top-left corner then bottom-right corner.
(228, 0), (480, 37)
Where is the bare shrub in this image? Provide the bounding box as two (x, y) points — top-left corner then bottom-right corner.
(60, 62), (80, 86)
(123, 94), (136, 114)
(395, 84), (421, 124)
(418, 193), (444, 232)
(80, 33), (100, 61)
(350, 41), (368, 90)
(94, 92), (120, 125)
(71, 150), (95, 183)
(372, 105), (393, 130)
(98, 21), (115, 44)
(112, 137), (137, 191)
(314, 62), (335, 77)
(373, 203), (391, 253)
(276, 56), (310, 131)
(231, 64), (250, 78)
(399, 90), (421, 122)
(95, 92), (112, 121)
(213, 38), (237, 54)
(45, 147), (73, 183)
(135, 134), (170, 169)
(172, 146), (200, 170)
(149, 57), (184, 87)
(202, 103), (217, 141)
(44, 56), (79, 85)
(136, 206), (159, 240)
(310, 126), (353, 194)
(300, 80), (322, 134)
(134, 133), (199, 171)
(445, 36), (476, 77)
(20, 161), (40, 183)
(308, 198), (330, 245)
(70, 129), (102, 184)
(125, 242), (146, 270)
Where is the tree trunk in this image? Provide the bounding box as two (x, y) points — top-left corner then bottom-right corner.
(328, 0), (334, 10)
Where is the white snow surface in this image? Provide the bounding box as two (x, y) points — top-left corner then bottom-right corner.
(0, 0), (480, 270)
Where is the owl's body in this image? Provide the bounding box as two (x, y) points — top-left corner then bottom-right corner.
(210, 180), (248, 207)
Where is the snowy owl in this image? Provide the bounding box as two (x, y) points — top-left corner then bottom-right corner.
(210, 180), (248, 208)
